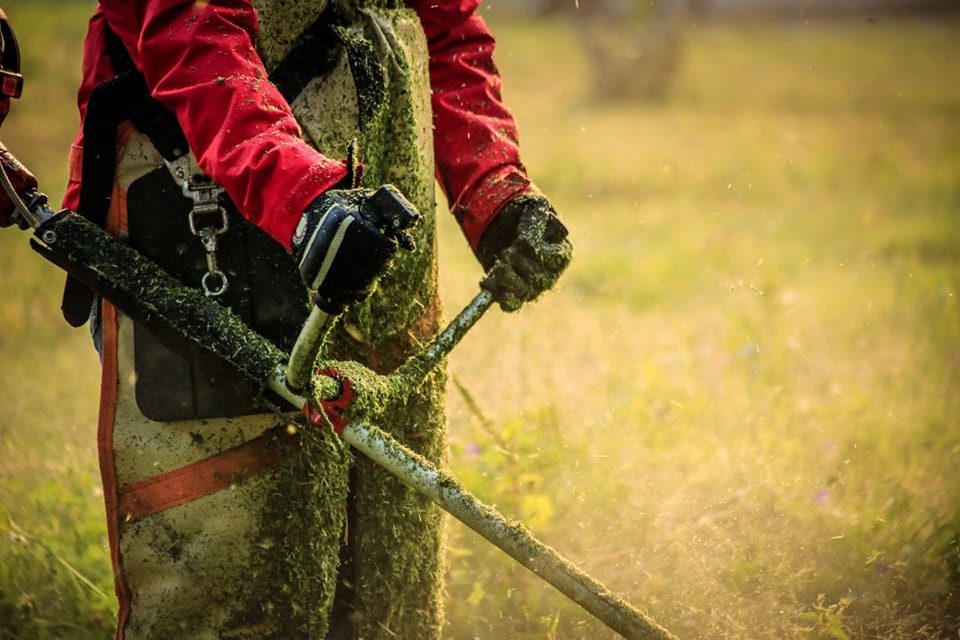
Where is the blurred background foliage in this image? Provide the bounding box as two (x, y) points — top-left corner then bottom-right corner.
(1, 0), (958, 638)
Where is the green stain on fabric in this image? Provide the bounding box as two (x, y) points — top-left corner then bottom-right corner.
(253, 422), (352, 638)
(255, 2), (447, 638)
(253, 0), (331, 71)
(320, 8), (447, 638)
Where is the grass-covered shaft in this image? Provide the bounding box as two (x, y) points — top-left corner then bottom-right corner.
(343, 420), (677, 640)
(392, 289), (494, 388)
(285, 306), (335, 394)
(34, 212), (288, 386)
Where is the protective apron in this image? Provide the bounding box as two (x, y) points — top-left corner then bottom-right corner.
(94, 2), (446, 637)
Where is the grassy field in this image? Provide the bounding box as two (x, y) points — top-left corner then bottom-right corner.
(1, 2), (958, 638)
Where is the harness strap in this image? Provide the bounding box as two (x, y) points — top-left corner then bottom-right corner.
(117, 426), (299, 522)
(271, 16), (342, 103)
(61, 70), (145, 325)
(333, 23), (387, 130)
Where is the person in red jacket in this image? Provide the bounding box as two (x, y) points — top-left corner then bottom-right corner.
(65, 1), (571, 638)
(0, 7), (34, 228)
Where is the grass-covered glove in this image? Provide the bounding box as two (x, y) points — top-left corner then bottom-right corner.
(476, 194), (572, 312)
(292, 184), (419, 313)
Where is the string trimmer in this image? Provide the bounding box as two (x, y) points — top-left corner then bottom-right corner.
(1, 145), (675, 640)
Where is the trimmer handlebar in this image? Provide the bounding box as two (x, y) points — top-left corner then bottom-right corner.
(0, 142), (46, 228)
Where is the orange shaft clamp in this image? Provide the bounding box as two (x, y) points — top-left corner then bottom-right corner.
(301, 367), (354, 434)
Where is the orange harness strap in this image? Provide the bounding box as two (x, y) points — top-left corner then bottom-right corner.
(117, 428), (295, 523)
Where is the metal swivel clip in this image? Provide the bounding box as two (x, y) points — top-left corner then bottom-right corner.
(165, 155), (229, 298)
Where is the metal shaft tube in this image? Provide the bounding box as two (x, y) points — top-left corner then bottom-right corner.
(391, 289), (493, 388)
(285, 305), (333, 393)
(342, 421), (677, 640)
(11, 206), (674, 639)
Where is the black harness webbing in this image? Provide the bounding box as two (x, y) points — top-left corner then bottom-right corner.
(62, 27), (195, 326)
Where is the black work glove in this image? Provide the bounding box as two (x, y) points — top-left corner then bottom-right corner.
(476, 194), (572, 312)
(291, 184), (420, 314)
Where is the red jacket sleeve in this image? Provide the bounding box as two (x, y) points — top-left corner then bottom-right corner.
(95, 0), (346, 249)
(409, 0), (533, 250)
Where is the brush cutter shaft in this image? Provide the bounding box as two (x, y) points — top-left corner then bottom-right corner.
(342, 421), (676, 640)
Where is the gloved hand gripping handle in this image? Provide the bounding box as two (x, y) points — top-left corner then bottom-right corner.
(285, 184), (420, 394)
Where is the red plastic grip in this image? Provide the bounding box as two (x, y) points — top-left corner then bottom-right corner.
(301, 367), (355, 435)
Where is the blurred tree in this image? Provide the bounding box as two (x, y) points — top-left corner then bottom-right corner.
(574, 0), (689, 100)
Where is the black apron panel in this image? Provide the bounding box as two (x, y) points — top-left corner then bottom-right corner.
(132, 326), (197, 419)
(126, 167), (308, 421)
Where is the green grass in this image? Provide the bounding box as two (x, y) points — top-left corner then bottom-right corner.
(1, 2), (958, 638)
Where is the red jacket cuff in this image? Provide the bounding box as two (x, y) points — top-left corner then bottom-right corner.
(268, 160), (348, 249)
(452, 165), (532, 251)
